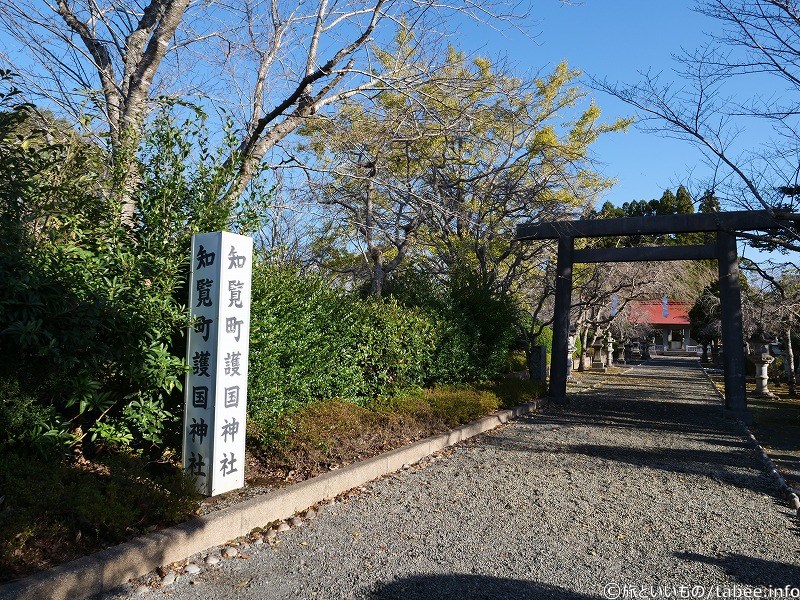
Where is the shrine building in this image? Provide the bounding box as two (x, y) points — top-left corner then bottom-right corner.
(628, 300), (697, 354)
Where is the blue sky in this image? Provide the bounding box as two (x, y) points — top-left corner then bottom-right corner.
(0, 0), (777, 219)
(453, 0), (798, 266)
(455, 0), (735, 207)
(0, 0), (752, 213)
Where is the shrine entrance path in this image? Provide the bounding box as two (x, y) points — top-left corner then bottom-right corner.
(108, 358), (799, 600)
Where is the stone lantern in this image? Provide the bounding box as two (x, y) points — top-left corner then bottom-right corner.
(700, 341), (711, 364)
(615, 342), (626, 364)
(605, 334), (615, 366)
(591, 337), (606, 371)
(747, 331), (778, 398)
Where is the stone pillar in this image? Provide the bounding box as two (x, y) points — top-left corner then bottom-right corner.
(549, 237), (574, 399)
(716, 231), (749, 421)
(184, 231), (253, 496)
(528, 345), (547, 382)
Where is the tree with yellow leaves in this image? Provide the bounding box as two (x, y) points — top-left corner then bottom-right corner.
(299, 33), (630, 298)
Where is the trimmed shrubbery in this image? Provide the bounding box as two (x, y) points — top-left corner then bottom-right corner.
(255, 377), (545, 480)
(385, 269), (521, 383)
(246, 264), (526, 441)
(247, 265), (436, 438)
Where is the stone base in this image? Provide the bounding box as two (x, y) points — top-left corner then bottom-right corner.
(548, 395), (571, 405)
(722, 408), (753, 425)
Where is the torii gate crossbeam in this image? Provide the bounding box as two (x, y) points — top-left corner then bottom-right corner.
(515, 210), (792, 423)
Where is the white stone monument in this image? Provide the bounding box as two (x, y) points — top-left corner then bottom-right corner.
(183, 232), (253, 496)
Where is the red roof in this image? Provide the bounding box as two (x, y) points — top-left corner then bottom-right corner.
(628, 300), (691, 327)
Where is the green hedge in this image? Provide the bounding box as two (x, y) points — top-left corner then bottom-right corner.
(246, 265), (523, 439)
(385, 269), (520, 383)
(247, 265), (436, 436)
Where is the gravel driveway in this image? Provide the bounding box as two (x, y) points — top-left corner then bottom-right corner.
(107, 357), (800, 599)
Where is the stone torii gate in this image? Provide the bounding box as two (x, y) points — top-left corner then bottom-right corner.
(515, 210), (792, 423)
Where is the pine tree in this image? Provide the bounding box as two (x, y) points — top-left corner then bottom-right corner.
(698, 190), (721, 213)
(657, 189), (677, 215)
(675, 185), (694, 214)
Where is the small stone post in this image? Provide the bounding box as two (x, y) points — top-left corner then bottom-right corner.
(528, 345), (547, 382)
(747, 331), (778, 399)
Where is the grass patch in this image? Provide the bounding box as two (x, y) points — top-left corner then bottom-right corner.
(256, 378), (544, 481)
(705, 372), (800, 491)
(745, 383), (800, 491)
(0, 451), (201, 583)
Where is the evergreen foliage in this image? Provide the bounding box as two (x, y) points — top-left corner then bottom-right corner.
(247, 265), (523, 439)
(593, 185), (699, 246)
(385, 269), (521, 383)
(0, 77), (251, 455)
(247, 265), (434, 436)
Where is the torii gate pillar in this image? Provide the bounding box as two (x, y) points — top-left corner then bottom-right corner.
(549, 236), (574, 400)
(716, 231), (748, 421)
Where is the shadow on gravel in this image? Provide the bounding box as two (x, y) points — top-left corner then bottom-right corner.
(480, 434), (770, 492)
(566, 444), (771, 492)
(368, 574), (594, 599)
(481, 363), (775, 493)
(527, 394), (728, 436)
(705, 439), (749, 449)
(680, 552), (800, 587)
(530, 410), (723, 436)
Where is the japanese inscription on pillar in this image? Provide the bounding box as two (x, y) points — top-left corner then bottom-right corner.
(183, 232), (253, 496)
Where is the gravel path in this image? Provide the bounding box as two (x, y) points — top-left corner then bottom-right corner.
(108, 357), (800, 599)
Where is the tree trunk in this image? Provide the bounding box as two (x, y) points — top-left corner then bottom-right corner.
(56, 0), (192, 226)
(370, 249), (384, 298)
(364, 178), (384, 298)
(578, 326), (589, 372)
(785, 326), (797, 397)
